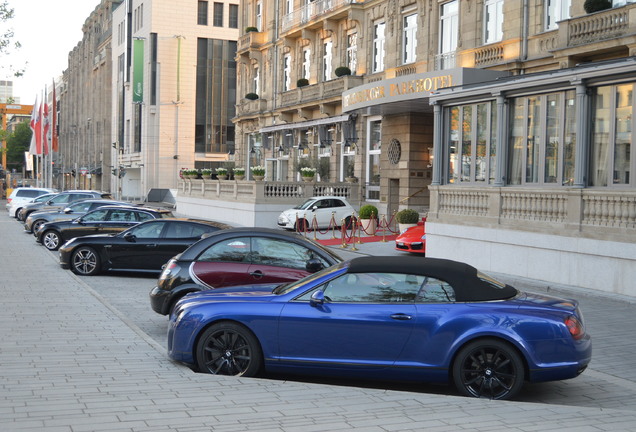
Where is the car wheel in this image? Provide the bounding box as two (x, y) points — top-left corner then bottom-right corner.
(294, 218), (309, 232)
(196, 322), (263, 377)
(70, 246), (101, 276)
(452, 338), (525, 400)
(16, 209), (24, 221)
(343, 216), (352, 229)
(42, 230), (62, 251)
(32, 219), (46, 233)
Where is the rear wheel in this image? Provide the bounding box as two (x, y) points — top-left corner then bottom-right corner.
(42, 230), (62, 251)
(195, 322), (263, 376)
(70, 246), (101, 276)
(452, 338), (525, 400)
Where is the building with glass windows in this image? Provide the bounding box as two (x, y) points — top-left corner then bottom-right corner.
(229, 0), (636, 296)
(109, 0), (238, 200)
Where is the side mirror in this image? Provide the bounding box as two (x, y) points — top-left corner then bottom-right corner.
(310, 290), (325, 306)
(63, 207), (73, 213)
(124, 232), (136, 242)
(305, 258), (324, 273)
(311, 205), (318, 212)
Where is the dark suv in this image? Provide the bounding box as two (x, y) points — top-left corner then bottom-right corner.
(18, 190), (113, 221)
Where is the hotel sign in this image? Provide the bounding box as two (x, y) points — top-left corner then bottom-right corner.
(342, 68), (507, 112)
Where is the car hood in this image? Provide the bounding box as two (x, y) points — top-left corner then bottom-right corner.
(178, 283), (282, 306)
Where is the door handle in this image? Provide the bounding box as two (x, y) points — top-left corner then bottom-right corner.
(145, 244), (158, 248)
(250, 270), (263, 278)
(390, 313), (412, 320)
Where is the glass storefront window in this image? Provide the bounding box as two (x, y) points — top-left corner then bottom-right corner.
(614, 84), (632, 185)
(367, 117), (381, 200)
(461, 108), (472, 182)
(449, 106), (460, 183)
(509, 98), (525, 185)
(545, 94), (560, 184)
(563, 92), (576, 186)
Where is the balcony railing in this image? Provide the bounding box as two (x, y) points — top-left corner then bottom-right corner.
(282, 0), (352, 33)
(566, 7), (630, 46)
(434, 52), (456, 71)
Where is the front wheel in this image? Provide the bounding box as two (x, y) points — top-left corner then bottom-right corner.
(42, 230), (62, 251)
(32, 219), (46, 233)
(294, 218), (309, 232)
(452, 338), (525, 400)
(70, 246), (101, 276)
(195, 322), (263, 376)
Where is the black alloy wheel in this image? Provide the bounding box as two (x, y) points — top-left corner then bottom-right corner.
(294, 218), (309, 232)
(452, 338), (525, 400)
(70, 246), (101, 276)
(32, 219), (46, 233)
(196, 322), (263, 376)
(42, 230), (62, 251)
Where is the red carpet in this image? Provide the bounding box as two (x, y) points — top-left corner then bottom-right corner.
(315, 234), (397, 246)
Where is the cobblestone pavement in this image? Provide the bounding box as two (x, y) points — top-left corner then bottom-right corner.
(2, 206), (636, 431)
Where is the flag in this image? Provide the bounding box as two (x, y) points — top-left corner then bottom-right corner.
(51, 81), (58, 152)
(29, 96), (41, 155)
(42, 100), (50, 156)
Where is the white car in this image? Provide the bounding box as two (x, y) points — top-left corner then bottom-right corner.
(6, 188), (57, 218)
(277, 196), (355, 230)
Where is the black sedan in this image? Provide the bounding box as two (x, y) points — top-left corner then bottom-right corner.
(25, 199), (131, 234)
(59, 218), (231, 276)
(150, 227), (343, 315)
(36, 205), (174, 251)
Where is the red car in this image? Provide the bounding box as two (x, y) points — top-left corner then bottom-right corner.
(395, 221), (426, 254)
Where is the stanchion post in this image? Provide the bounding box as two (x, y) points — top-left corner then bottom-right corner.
(340, 219), (348, 248)
(331, 212), (336, 239)
(381, 214), (387, 242)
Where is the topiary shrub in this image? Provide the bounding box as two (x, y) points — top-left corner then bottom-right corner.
(358, 204), (378, 219)
(297, 78), (309, 87)
(396, 209), (419, 224)
(584, 0), (612, 13)
(335, 66), (352, 77)
(245, 26), (258, 33)
(245, 93), (259, 100)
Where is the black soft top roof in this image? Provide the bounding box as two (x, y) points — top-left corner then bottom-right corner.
(346, 256), (517, 302)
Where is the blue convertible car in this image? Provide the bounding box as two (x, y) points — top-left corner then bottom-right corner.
(168, 256), (591, 400)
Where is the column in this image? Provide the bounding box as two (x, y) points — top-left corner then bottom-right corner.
(494, 95), (507, 187)
(431, 103), (443, 186)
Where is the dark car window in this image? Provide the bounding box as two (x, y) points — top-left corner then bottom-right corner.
(198, 236), (251, 262)
(109, 209), (135, 222)
(164, 222), (215, 238)
(333, 199), (345, 207)
(71, 193), (93, 201)
(69, 201), (93, 212)
(18, 190), (41, 198)
(417, 277), (456, 302)
(49, 194), (72, 204)
(81, 209), (109, 222)
(251, 237), (326, 270)
(34, 194), (55, 203)
(128, 221), (164, 238)
(136, 211), (159, 221)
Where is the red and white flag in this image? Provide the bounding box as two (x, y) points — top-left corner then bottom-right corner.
(29, 96), (41, 155)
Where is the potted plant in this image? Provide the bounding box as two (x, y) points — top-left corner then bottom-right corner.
(201, 169), (212, 179)
(245, 26), (258, 33)
(183, 169), (198, 179)
(584, 0), (611, 13)
(233, 167), (246, 180)
(335, 66), (352, 77)
(215, 167), (228, 180)
(358, 204), (378, 236)
(297, 78), (309, 88)
(300, 167), (316, 182)
(396, 208), (420, 233)
(251, 165), (265, 180)
(245, 92), (259, 100)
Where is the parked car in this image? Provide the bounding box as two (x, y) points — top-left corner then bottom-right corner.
(150, 227), (343, 315)
(395, 222), (426, 254)
(6, 187), (57, 218)
(25, 199), (131, 234)
(277, 196), (355, 230)
(59, 218), (231, 276)
(36, 205), (174, 251)
(18, 190), (113, 221)
(167, 256), (591, 400)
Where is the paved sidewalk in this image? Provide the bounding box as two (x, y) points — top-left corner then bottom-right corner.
(2, 207), (636, 431)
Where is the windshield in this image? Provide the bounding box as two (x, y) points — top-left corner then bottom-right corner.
(273, 261), (348, 295)
(294, 199), (316, 210)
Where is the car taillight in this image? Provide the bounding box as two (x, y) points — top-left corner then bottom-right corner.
(565, 315), (584, 340)
(159, 260), (180, 281)
(7, 198), (11, 203)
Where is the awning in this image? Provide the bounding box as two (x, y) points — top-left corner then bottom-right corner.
(259, 114), (350, 133)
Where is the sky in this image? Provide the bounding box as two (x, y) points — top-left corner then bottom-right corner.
(3, 0), (102, 103)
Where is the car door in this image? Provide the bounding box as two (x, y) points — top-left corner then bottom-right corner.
(104, 220), (166, 270)
(190, 236), (253, 288)
(63, 208), (110, 240)
(310, 199), (336, 228)
(153, 222), (215, 268)
(99, 209), (139, 235)
(277, 272), (418, 369)
(246, 236), (317, 283)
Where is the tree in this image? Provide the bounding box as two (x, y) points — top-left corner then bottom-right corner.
(0, 1), (24, 77)
(6, 120), (31, 170)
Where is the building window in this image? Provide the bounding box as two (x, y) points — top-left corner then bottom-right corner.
(346, 33), (357, 74)
(229, 4), (238, 28)
(283, 54), (291, 92)
(438, 0), (458, 69)
(302, 48), (311, 80)
(590, 84), (634, 187)
(403, 13), (417, 64)
(323, 40), (332, 81)
(213, 2), (224, 27)
(372, 22), (385, 73)
(366, 117), (382, 200)
(253, 65), (260, 95)
(256, 1), (262, 31)
(508, 91), (576, 186)
(545, 0), (570, 31)
(198, 1), (208, 25)
(150, 33), (158, 105)
(484, 0), (503, 44)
